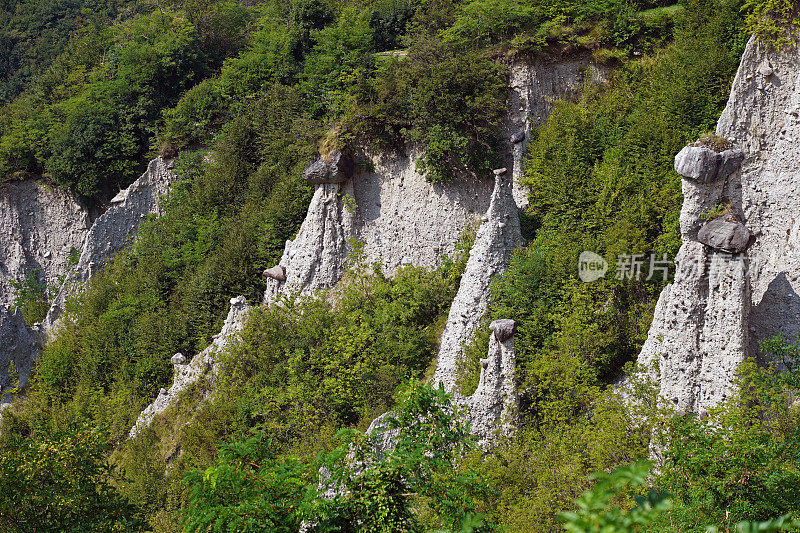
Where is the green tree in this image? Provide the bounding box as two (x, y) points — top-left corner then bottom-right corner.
(182, 432), (311, 533)
(0, 425), (145, 532)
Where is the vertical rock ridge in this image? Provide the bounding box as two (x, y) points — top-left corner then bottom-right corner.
(433, 170), (523, 392)
(635, 35), (800, 413)
(43, 156), (178, 333)
(0, 305), (42, 398)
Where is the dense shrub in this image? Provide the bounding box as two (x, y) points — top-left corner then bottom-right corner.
(0, 425), (145, 532)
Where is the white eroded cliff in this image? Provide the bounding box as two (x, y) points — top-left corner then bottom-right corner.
(43, 156), (178, 332)
(0, 305), (42, 396)
(263, 149), (495, 302)
(638, 36), (800, 413)
(0, 180), (90, 304)
(433, 169), (523, 391)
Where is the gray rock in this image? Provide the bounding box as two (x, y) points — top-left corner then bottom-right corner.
(493, 167), (507, 176)
(302, 151), (354, 185)
(458, 320), (519, 447)
(510, 130), (526, 143)
(262, 265), (286, 282)
(717, 149), (746, 180)
(171, 353), (186, 365)
(0, 306), (42, 398)
(674, 145), (744, 183)
(697, 217), (752, 253)
(490, 319), (516, 342)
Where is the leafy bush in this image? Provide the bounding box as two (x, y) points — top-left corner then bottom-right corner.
(655, 359), (800, 530)
(744, 0), (800, 48)
(0, 425), (145, 532)
(182, 432), (311, 533)
(560, 461), (671, 533)
(11, 271), (49, 325)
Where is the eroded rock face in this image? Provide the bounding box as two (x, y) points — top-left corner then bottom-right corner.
(455, 319), (519, 447)
(264, 149), (495, 302)
(43, 157), (178, 332)
(0, 305), (42, 398)
(638, 35), (800, 413)
(715, 36), (800, 361)
(433, 171), (523, 391)
(0, 180), (90, 305)
(637, 242), (751, 413)
(128, 296), (250, 439)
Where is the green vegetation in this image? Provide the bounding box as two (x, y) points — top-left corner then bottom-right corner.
(744, 0), (800, 48)
(0, 425), (145, 532)
(3, 0), (800, 531)
(11, 271), (49, 325)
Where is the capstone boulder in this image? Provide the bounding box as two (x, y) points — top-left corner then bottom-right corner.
(697, 217), (752, 253)
(303, 151), (354, 184)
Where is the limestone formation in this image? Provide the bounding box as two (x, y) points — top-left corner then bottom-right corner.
(455, 319), (519, 447)
(43, 157), (178, 332)
(636, 34), (800, 413)
(129, 296), (250, 439)
(264, 148), (494, 303)
(0, 180), (90, 305)
(0, 305), (42, 399)
(433, 171), (523, 391)
(505, 55), (609, 209)
(715, 36), (800, 362)
(489, 318), (516, 342)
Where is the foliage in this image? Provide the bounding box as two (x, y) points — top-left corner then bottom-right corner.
(11, 270), (49, 325)
(0, 424), (145, 532)
(743, 0), (800, 48)
(310, 382), (495, 532)
(560, 460), (672, 533)
(654, 359), (800, 531)
(182, 432), (311, 533)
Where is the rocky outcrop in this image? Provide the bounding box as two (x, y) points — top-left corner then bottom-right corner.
(43, 157), (178, 332)
(433, 169), (523, 391)
(637, 35), (800, 413)
(0, 305), (42, 398)
(303, 150), (354, 184)
(454, 319), (519, 447)
(0, 180), (90, 304)
(697, 216), (752, 253)
(715, 35), (800, 362)
(264, 149), (495, 302)
(505, 55), (609, 209)
(129, 296), (250, 439)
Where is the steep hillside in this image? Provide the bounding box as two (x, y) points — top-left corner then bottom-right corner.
(5, 1), (800, 532)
